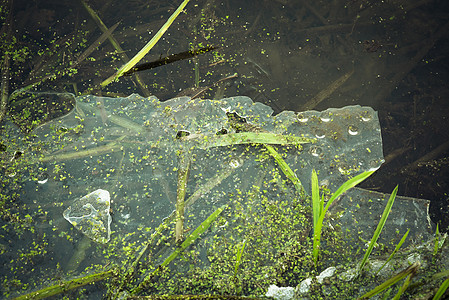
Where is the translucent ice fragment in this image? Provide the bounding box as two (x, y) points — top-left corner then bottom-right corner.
(63, 189), (112, 244)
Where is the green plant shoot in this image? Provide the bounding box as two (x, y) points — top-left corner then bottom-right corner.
(359, 262), (420, 299)
(132, 205), (225, 295)
(312, 169), (375, 264)
(432, 276), (449, 300)
(376, 228), (410, 275)
(358, 185), (398, 274)
(234, 239), (247, 279)
(392, 272), (414, 300)
(434, 223), (440, 256)
(311, 169), (322, 237)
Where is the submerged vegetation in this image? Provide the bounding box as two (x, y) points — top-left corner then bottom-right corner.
(5, 165), (448, 299)
(1, 0), (449, 299)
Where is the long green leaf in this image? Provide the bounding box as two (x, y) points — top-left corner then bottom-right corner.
(359, 262), (420, 299)
(183, 132), (316, 149)
(264, 144), (305, 196)
(101, 0), (191, 87)
(164, 206), (224, 269)
(132, 205), (225, 295)
(431, 269), (449, 281)
(376, 229), (409, 275)
(433, 223), (440, 256)
(312, 170), (375, 263)
(433, 276), (449, 300)
(358, 185), (398, 274)
(392, 273), (414, 300)
(234, 239), (247, 278)
(13, 269), (115, 300)
(311, 169), (320, 234)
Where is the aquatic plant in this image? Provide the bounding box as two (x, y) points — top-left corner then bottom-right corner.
(310, 169), (375, 264)
(100, 0), (191, 87)
(358, 185), (398, 275)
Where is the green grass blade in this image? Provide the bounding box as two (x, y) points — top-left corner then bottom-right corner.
(358, 185), (398, 274)
(132, 205), (224, 295)
(434, 223), (440, 256)
(431, 269), (449, 281)
(13, 269), (115, 300)
(234, 239), (247, 278)
(392, 273), (414, 300)
(264, 144), (305, 196)
(376, 229), (410, 275)
(312, 170), (375, 263)
(433, 276), (449, 300)
(101, 0), (191, 87)
(164, 205), (224, 269)
(311, 169), (320, 234)
(323, 170), (375, 216)
(359, 262), (420, 299)
(183, 132), (316, 149)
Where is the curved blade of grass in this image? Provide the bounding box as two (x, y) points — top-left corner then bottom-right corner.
(13, 269), (115, 300)
(433, 223), (440, 256)
(392, 272), (414, 300)
(313, 170), (375, 263)
(359, 262), (420, 299)
(264, 144), (306, 196)
(376, 229), (410, 275)
(433, 276), (449, 300)
(323, 170), (376, 216)
(311, 169), (320, 234)
(132, 205), (225, 295)
(101, 0), (191, 87)
(358, 185), (398, 274)
(182, 132), (316, 149)
(432, 269), (449, 281)
(234, 239), (247, 278)
(164, 205), (224, 268)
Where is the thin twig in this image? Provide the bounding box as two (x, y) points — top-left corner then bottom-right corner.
(300, 69), (354, 111)
(0, 53), (9, 124)
(74, 21), (120, 67)
(80, 0), (151, 96)
(373, 20), (449, 104)
(400, 140), (449, 174)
